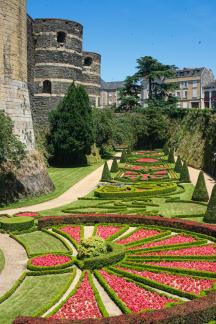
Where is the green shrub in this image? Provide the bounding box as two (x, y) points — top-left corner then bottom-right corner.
(110, 157), (119, 172)
(163, 143), (169, 156)
(192, 171), (209, 202)
(101, 161), (112, 181)
(204, 184), (216, 223)
(0, 217), (34, 232)
(168, 149), (175, 163)
(120, 149), (127, 163)
(180, 161), (191, 183)
(77, 236), (108, 259)
(174, 155), (182, 173)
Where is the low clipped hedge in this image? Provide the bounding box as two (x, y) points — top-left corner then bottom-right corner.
(0, 217), (34, 232)
(76, 243), (126, 270)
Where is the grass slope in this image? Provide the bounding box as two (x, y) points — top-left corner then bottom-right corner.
(15, 231), (68, 256)
(0, 163), (102, 211)
(0, 273), (72, 323)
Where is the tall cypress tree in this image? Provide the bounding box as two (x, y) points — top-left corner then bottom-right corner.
(47, 83), (94, 165)
(120, 149), (127, 163)
(168, 149), (175, 163)
(110, 157), (119, 173)
(192, 171), (209, 202)
(174, 155), (182, 173)
(204, 184), (216, 223)
(180, 161), (191, 183)
(101, 161), (112, 181)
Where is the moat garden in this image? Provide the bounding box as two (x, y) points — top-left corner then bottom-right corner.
(1, 148), (216, 323)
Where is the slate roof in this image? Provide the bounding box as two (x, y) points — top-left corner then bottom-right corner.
(101, 79), (124, 90)
(175, 68), (205, 78)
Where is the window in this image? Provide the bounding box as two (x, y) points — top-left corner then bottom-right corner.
(191, 102), (199, 108)
(192, 80), (197, 88)
(192, 89), (197, 98)
(182, 81), (188, 89)
(84, 57), (93, 66)
(176, 91), (181, 97)
(57, 31), (66, 43)
(42, 80), (52, 94)
(183, 91), (187, 98)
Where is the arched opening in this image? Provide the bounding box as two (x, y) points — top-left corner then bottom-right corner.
(84, 57), (93, 66)
(43, 80), (52, 94)
(57, 31), (66, 43)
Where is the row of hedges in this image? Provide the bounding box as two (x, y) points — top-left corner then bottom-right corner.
(0, 217), (34, 232)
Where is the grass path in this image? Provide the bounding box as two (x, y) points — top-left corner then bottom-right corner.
(0, 163), (103, 211)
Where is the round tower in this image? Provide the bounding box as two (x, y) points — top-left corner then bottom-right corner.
(0, 0), (35, 149)
(82, 51), (101, 107)
(32, 18), (83, 125)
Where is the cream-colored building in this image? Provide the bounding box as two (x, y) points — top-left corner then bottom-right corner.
(100, 80), (124, 108)
(204, 81), (216, 109)
(166, 68), (214, 108)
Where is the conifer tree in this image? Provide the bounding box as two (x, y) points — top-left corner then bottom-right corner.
(204, 184), (216, 223)
(180, 161), (191, 183)
(120, 149), (127, 163)
(168, 149), (175, 164)
(110, 157), (119, 173)
(174, 155), (182, 173)
(192, 171), (209, 202)
(101, 161), (112, 181)
(47, 83), (94, 165)
(163, 143), (169, 156)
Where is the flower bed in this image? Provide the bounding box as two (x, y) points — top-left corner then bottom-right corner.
(28, 253), (74, 271)
(136, 158), (158, 163)
(96, 225), (124, 240)
(143, 261), (216, 273)
(116, 228), (160, 245)
(15, 212), (39, 217)
(59, 225), (81, 244)
(116, 266), (216, 295)
(98, 269), (175, 312)
(50, 272), (102, 320)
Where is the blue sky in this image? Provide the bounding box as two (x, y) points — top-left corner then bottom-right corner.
(27, 0), (216, 82)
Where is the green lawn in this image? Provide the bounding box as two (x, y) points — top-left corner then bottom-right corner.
(0, 273), (73, 323)
(15, 231), (69, 256)
(0, 163), (102, 211)
(0, 249), (5, 273)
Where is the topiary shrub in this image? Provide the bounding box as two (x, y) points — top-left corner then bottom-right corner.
(110, 157), (119, 173)
(174, 155), (182, 173)
(101, 161), (112, 181)
(168, 149), (175, 163)
(180, 161), (191, 183)
(163, 143), (169, 156)
(120, 149), (127, 163)
(192, 171), (209, 202)
(204, 184), (216, 223)
(77, 236), (108, 259)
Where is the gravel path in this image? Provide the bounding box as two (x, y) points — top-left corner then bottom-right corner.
(0, 234), (27, 297)
(0, 156), (120, 216)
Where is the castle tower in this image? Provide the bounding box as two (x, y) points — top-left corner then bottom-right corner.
(82, 52), (101, 107)
(0, 0), (35, 149)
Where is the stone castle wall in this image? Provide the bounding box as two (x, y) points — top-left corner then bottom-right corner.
(0, 0), (35, 149)
(27, 17), (101, 126)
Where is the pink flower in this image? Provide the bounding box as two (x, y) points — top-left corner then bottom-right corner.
(136, 158), (158, 163)
(50, 273), (102, 320)
(153, 170), (168, 175)
(117, 267), (216, 295)
(31, 254), (70, 267)
(139, 244), (216, 256)
(60, 225), (81, 243)
(128, 234), (196, 250)
(116, 228), (160, 245)
(15, 212), (39, 217)
(96, 225), (123, 240)
(144, 261), (216, 273)
(99, 270), (174, 312)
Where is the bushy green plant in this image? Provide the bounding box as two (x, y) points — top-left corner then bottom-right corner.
(163, 143), (169, 156)
(168, 149), (175, 163)
(174, 155), (182, 173)
(77, 236), (108, 259)
(120, 149), (127, 163)
(101, 161), (112, 181)
(110, 157), (119, 172)
(204, 184), (216, 223)
(180, 161), (190, 183)
(192, 171), (209, 202)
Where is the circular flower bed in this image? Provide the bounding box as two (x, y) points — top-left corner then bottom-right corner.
(28, 253), (73, 270)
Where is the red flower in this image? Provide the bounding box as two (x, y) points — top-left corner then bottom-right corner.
(116, 228), (160, 244)
(136, 158), (158, 163)
(31, 254), (70, 267)
(96, 225), (123, 240)
(60, 225), (81, 243)
(144, 261), (216, 273)
(15, 212), (39, 217)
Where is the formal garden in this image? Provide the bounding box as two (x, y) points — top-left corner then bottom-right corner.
(0, 148), (216, 323)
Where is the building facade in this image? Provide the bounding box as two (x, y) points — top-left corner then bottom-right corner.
(0, 0), (35, 149)
(166, 68), (214, 109)
(27, 17), (101, 126)
(204, 81), (216, 109)
(100, 80), (124, 107)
